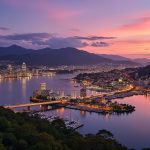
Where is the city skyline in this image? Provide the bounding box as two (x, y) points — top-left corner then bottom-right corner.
(0, 0), (150, 58)
(1, 1), (150, 149)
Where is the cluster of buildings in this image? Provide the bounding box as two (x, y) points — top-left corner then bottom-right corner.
(5, 62), (30, 78)
(31, 83), (87, 101)
(54, 63), (131, 74)
(0, 61), (137, 80)
(76, 70), (132, 92)
(70, 88), (87, 99)
(76, 66), (150, 93)
(0, 62), (56, 79)
(32, 83), (65, 101)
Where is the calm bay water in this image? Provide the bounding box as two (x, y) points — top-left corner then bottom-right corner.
(0, 74), (81, 106)
(0, 74), (150, 149)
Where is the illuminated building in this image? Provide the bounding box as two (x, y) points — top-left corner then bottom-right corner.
(21, 62), (27, 77)
(22, 62), (27, 72)
(7, 64), (14, 78)
(40, 82), (47, 91)
(100, 98), (107, 104)
(71, 91), (77, 99)
(7, 64), (13, 74)
(59, 90), (65, 97)
(35, 69), (39, 76)
(46, 92), (59, 100)
(118, 78), (123, 83)
(80, 88), (87, 98)
(0, 74), (2, 79)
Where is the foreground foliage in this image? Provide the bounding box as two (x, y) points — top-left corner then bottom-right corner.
(0, 108), (128, 150)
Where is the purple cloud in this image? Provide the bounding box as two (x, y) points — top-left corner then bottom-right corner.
(0, 27), (10, 31)
(2, 33), (52, 41)
(91, 42), (111, 47)
(0, 33), (113, 48)
(74, 36), (115, 41)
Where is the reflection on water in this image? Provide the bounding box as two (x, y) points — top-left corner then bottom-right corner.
(0, 74), (81, 105)
(103, 113), (110, 121)
(8, 78), (13, 93)
(46, 95), (150, 150)
(57, 107), (65, 115)
(80, 110), (86, 117)
(21, 78), (27, 98)
(0, 74), (150, 149)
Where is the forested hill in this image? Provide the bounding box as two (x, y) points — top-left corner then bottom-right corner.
(0, 108), (128, 150)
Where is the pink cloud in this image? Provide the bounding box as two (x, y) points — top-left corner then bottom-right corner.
(3, 0), (81, 20)
(29, 1), (82, 21)
(119, 17), (150, 31)
(48, 10), (80, 20)
(99, 11), (150, 38)
(116, 39), (150, 45)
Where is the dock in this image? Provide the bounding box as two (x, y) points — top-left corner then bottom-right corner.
(33, 112), (84, 130)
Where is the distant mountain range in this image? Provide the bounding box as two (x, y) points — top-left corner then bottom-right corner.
(98, 54), (131, 61)
(132, 58), (150, 65)
(0, 45), (139, 66)
(99, 54), (150, 65)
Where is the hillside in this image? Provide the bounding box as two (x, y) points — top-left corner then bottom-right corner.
(0, 108), (128, 150)
(134, 65), (150, 78)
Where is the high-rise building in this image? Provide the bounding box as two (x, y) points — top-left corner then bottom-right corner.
(7, 64), (13, 75)
(22, 62), (27, 72)
(80, 88), (87, 98)
(40, 82), (47, 91)
(21, 62), (27, 76)
(35, 69), (39, 76)
(59, 90), (65, 98)
(91, 90), (96, 96)
(71, 91), (77, 99)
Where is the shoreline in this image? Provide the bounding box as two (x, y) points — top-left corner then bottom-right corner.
(103, 90), (145, 100)
(32, 111), (84, 130)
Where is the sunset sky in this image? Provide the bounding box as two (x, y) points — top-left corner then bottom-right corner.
(0, 0), (150, 58)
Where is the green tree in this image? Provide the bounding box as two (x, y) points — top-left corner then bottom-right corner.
(2, 132), (17, 147)
(15, 139), (28, 150)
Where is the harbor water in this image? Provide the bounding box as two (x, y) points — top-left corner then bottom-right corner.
(0, 74), (150, 149)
